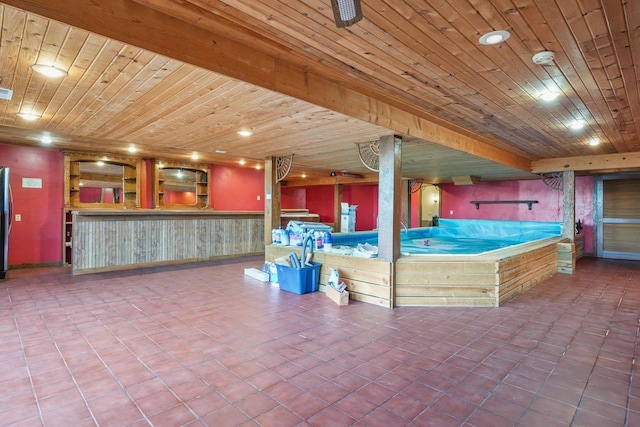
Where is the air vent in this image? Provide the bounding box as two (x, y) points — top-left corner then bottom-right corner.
(0, 88), (13, 101)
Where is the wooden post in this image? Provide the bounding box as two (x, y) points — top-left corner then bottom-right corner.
(264, 157), (281, 244)
(334, 183), (342, 232)
(377, 135), (402, 263)
(562, 170), (575, 241)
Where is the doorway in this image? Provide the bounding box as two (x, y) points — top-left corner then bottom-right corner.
(420, 185), (440, 227)
(595, 175), (640, 260)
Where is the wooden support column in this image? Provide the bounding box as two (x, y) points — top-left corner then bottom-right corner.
(558, 170), (577, 275)
(264, 157), (281, 244)
(334, 184), (342, 232)
(562, 170), (575, 241)
(378, 135), (402, 262)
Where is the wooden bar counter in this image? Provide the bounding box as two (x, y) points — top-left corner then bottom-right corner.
(71, 210), (264, 275)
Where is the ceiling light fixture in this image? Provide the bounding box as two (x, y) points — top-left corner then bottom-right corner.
(237, 130), (252, 137)
(17, 112), (40, 121)
(588, 138), (601, 146)
(215, 150), (227, 154)
(532, 51), (555, 65)
(538, 90), (561, 102)
(239, 159), (246, 166)
(569, 120), (586, 131)
(31, 64), (68, 78)
(96, 161), (105, 166)
(331, 0), (363, 28)
(40, 135), (53, 145)
(127, 146), (138, 153)
(479, 30), (510, 45)
(191, 153), (199, 160)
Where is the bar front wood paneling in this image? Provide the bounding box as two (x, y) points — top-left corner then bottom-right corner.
(72, 210), (264, 275)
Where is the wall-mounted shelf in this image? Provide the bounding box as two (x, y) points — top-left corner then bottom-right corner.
(470, 200), (539, 210)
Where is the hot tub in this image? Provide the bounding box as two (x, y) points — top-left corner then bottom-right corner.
(265, 220), (570, 308)
(330, 219), (562, 255)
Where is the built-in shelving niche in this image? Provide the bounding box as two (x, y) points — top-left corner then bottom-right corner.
(155, 161), (209, 209)
(64, 153), (141, 209)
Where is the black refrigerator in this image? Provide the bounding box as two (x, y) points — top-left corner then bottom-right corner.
(0, 167), (10, 279)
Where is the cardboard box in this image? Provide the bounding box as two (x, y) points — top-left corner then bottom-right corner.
(326, 284), (349, 305)
(340, 203), (357, 232)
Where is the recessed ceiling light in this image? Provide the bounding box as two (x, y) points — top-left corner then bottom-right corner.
(191, 153), (199, 160)
(569, 120), (586, 131)
(96, 161), (105, 166)
(215, 150), (227, 154)
(301, 173), (307, 179)
(40, 135), (53, 145)
(31, 64), (68, 78)
(479, 30), (510, 45)
(237, 130), (253, 137)
(17, 112), (40, 121)
(239, 159), (246, 165)
(588, 138), (601, 146)
(127, 146), (138, 153)
(255, 164), (261, 170)
(539, 90), (561, 102)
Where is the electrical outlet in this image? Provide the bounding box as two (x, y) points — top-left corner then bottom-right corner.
(257, 195), (261, 201)
(449, 210), (453, 215)
(15, 214), (21, 222)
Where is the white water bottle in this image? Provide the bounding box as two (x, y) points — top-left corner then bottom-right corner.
(281, 229), (290, 246)
(323, 232), (332, 251)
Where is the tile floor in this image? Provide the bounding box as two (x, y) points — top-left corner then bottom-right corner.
(0, 256), (638, 426)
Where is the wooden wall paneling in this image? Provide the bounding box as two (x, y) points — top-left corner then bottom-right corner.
(72, 212), (264, 274)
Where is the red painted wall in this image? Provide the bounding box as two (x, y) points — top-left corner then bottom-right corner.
(343, 184), (379, 230)
(440, 177), (594, 253)
(284, 184), (383, 231)
(410, 188), (421, 228)
(210, 164), (264, 211)
(0, 143), (64, 265)
(165, 190), (196, 205)
(306, 186), (334, 223)
(282, 187), (306, 209)
(80, 187), (103, 203)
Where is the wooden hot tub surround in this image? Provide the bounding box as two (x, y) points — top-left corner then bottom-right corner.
(266, 235), (572, 308)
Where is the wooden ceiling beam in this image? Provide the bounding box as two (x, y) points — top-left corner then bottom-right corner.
(6, 0), (531, 172)
(532, 152), (640, 173)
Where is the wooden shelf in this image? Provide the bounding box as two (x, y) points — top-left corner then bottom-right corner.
(470, 200), (539, 210)
(156, 163), (208, 209)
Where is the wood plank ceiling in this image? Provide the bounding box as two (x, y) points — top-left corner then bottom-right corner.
(0, 1), (638, 184)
